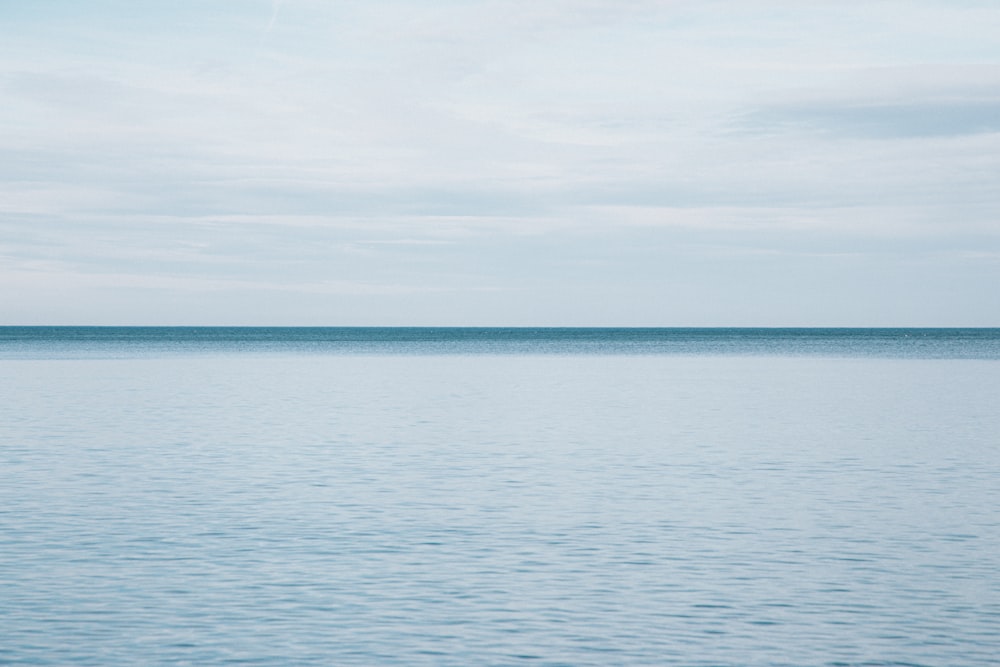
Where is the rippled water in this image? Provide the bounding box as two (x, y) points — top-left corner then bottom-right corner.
(2, 329), (999, 665)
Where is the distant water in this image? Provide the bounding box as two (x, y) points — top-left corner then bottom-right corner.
(2, 326), (999, 358)
(2, 328), (999, 665)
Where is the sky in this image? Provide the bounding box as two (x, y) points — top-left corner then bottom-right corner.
(2, 0), (999, 326)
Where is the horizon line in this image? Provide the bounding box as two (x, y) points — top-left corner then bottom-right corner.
(3, 325), (999, 330)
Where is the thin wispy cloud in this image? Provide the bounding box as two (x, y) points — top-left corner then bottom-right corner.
(265, 0), (284, 34)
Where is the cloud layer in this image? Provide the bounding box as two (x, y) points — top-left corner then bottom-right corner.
(2, 0), (999, 324)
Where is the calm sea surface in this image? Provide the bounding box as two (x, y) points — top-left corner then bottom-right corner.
(2, 328), (999, 666)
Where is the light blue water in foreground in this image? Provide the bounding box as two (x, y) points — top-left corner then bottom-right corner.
(1, 329), (999, 666)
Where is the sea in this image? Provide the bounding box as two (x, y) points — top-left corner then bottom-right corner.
(2, 327), (998, 666)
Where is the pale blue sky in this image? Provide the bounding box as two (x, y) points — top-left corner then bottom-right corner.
(2, 0), (999, 325)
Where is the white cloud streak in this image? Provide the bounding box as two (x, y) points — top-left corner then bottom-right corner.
(265, 0), (285, 34)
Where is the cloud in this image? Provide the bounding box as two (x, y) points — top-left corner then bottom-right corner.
(2, 0), (1000, 324)
(762, 99), (1000, 138)
(265, 0), (284, 34)
(737, 66), (1000, 139)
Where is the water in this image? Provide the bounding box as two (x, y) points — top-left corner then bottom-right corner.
(2, 329), (999, 666)
(2, 326), (999, 359)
